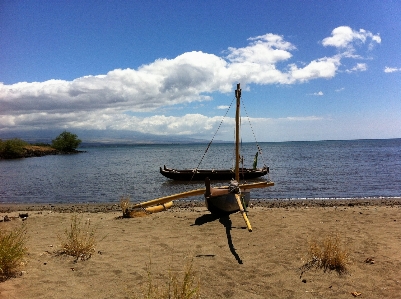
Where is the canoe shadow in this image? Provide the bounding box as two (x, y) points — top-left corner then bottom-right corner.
(192, 214), (244, 264)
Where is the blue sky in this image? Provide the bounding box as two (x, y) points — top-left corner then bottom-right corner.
(1, 0), (400, 142)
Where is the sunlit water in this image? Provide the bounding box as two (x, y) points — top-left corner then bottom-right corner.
(1, 139), (400, 204)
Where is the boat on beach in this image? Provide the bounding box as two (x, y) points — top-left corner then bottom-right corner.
(202, 83), (273, 227)
(124, 83), (274, 231)
(159, 164), (269, 181)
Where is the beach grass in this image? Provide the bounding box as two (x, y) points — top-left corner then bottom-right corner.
(0, 223), (28, 280)
(301, 233), (350, 276)
(57, 214), (96, 261)
(135, 257), (201, 299)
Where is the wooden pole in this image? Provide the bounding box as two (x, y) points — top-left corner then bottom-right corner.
(235, 194), (252, 232)
(131, 188), (206, 209)
(235, 83), (241, 182)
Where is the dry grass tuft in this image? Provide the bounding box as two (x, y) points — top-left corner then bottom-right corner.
(0, 223), (28, 280)
(58, 214), (96, 261)
(135, 257), (201, 299)
(120, 196), (148, 218)
(301, 233), (350, 276)
(120, 196), (131, 216)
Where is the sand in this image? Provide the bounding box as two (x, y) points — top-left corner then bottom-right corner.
(0, 199), (400, 298)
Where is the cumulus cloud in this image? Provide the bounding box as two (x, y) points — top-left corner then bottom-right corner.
(0, 26), (380, 138)
(384, 66), (401, 73)
(322, 26), (381, 52)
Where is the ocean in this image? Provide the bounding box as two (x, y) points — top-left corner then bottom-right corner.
(0, 139), (400, 204)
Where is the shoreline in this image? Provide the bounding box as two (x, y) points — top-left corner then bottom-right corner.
(1, 197), (400, 214)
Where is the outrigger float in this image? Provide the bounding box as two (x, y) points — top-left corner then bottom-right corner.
(123, 83), (274, 231)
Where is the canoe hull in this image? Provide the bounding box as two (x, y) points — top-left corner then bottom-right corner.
(160, 165), (268, 181)
(205, 192), (250, 215)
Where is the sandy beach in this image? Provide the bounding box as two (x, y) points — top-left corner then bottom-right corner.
(1, 199), (400, 298)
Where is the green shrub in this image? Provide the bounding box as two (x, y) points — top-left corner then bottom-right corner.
(51, 131), (81, 152)
(0, 138), (28, 159)
(0, 224), (28, 279)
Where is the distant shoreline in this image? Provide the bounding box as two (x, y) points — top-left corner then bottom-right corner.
(0, 145), (85, 160)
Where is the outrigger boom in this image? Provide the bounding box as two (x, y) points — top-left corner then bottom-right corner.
(130, 181), (274, 210)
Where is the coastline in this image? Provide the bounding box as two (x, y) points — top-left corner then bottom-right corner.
(1, 197), (401, 214)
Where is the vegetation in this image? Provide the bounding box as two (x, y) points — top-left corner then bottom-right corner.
(57, 214), (97, 261)
(135, 258), (201, 299)
(51, 131), (82, 152)
(0, 223), (28, 280)
(0, 131), (81, 159)
(300, 233), (350, 276)
(0, 138), (29, 159)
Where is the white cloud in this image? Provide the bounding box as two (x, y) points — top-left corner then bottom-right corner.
(335, 87), (345, 92)
(346, 63), (367, 73)
(217, 105), (230, 110)
(0, 26), (381, 138)
(289, 56), (341, 82)
(310, 91), (324, 96)
(384, 66), (401, 73)
(322, 26), (381, 51)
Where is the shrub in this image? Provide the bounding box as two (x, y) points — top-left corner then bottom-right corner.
(51, 131), (81, 152)
(300, 233), (350, 276)
(57, 214), (96, 261)
(0, 223), (28, 279)
(0, 138), (28, 159)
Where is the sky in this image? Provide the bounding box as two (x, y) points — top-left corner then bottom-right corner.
(1, 0), (400, 142)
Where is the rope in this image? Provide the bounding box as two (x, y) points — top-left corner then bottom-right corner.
(241, 97), (271, 181)
(190, 96), (236, 182)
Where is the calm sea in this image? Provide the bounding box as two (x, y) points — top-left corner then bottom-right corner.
(1, 139), (400, 204)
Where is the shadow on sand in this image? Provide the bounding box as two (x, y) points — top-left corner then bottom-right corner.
(192, 213), (244, 264)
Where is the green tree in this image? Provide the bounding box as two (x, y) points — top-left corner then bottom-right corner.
(52, 131), (82, 152)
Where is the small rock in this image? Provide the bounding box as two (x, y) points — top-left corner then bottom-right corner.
(365, 257), (375, 264)
(4, 215), (10, 222)
(351, 291), (361, 297)
(302, 279), (307, 283)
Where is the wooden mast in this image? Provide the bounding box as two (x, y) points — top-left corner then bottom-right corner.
(234, 83), (252, 231)
(235, 83), (241, 182)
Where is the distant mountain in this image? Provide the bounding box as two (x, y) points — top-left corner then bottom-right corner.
(0, 129), (214, 145)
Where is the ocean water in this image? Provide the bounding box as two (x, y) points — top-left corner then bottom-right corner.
(0, 139), (400, 204)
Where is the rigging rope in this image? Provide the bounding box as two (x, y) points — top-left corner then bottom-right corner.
(190, 96), (236, 182)
(241, 97), (271, 181)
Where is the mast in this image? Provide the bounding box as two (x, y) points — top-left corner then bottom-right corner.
(235, 83), (241, 182)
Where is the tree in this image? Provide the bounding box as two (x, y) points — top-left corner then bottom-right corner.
(52, 131), (81, 152)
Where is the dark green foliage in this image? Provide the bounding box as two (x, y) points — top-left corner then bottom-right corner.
(51, 131), (82, 152)
(0, 138), (28, 159)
